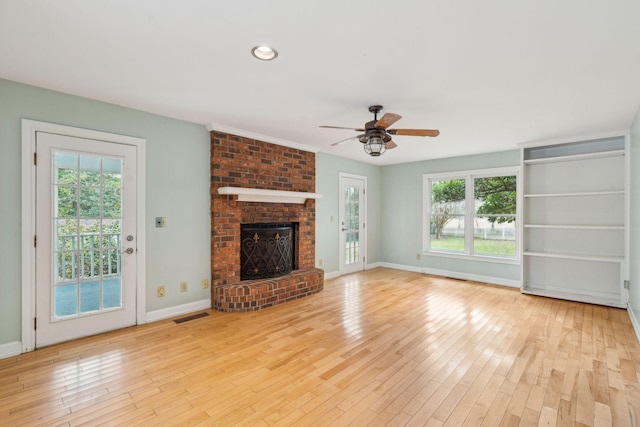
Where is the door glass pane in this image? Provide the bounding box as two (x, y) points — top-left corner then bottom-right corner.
(56, 186), (77, 217)
(103, 158), (122, 187)
(53, 151), (124, 320)
(79, 155), (101, 186)
(103, 279), (122, 309)
(103, 188), (121, 218)
(54, 285), (78, 318)
(79, 187), (101, 217)
(80, 282), (100, 313)
(344, 185), (360, 264)
(55, 152), (77, 185)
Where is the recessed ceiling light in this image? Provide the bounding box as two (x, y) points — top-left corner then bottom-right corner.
(251, 45), (278, 61)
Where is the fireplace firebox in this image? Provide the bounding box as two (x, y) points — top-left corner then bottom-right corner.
(240, 223), (297, 280)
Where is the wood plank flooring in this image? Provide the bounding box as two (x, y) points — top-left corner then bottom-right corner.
(1, 268), (639, 426)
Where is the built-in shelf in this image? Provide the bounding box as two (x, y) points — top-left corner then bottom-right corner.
(520, 136), (627, 308)
(523, 224), (624, 230)
(521, 287), (626, 309)
(523, 190), (624, 198)
(523, 149), (624, 165)
(217, 186), (323, 204)
(523, 251), (623, 263)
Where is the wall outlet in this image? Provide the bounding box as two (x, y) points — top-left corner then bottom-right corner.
(180, 281), (188, 293)
(318, 259), (323, 267)
(416, 253), (421, 260)
(202, 279), (209, 289)
(157, 285), (166, 297)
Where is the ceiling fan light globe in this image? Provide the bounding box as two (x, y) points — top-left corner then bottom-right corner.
(364, 136), (386, 156)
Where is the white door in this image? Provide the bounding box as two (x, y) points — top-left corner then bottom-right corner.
(35, 132), (137, 347)
(339, 174), (366, 274)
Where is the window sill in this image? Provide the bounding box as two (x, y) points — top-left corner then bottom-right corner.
(423, 250), (520, 265)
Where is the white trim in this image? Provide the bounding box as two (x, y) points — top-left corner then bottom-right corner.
(338, 173), (368, 275)
(517, 130), (629, 149)
(523, 150), (625, 165)
(420, 266), (521, 288)
(217, 187), (322, 204)
(321, 262), (382, 280)
(208, 122), (321, 153)
(378, 262), (423, 274)
(376, 262), (520, 287)
(628, 307), (640, 344)
(366, 261), (384, 270)
(423, 250), (520, 265)
(0, 342), (22, 360)
(145, 299), (211, 323)
(423, 166), (521, 258)
(136, 138), (147, 324)
(623, 131), (631, 307)
(21, 121), (37, 353)
(323, 270), (341, 280)
(21, 119), (146, 353)
(521, 288), (626, 309)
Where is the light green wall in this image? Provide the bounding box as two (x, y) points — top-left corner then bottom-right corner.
(315, 149), (521, 283)
(629, 106), (640, 330)
(0, 79), (211, 347)
(315, 153), (381, 273)
(380, 150), (521, 282)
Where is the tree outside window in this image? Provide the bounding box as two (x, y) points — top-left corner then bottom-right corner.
(430, 179), (465, 252)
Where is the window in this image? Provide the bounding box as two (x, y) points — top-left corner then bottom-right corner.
(424, 168), (518, 260)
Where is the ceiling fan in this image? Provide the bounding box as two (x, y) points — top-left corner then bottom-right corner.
(320, 105), (439, 156)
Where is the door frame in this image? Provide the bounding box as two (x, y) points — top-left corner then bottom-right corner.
(21, 119), (146, 353)
(338, 172), (367, 274)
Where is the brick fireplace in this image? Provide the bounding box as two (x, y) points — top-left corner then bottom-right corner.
(210, 131), (324, 312)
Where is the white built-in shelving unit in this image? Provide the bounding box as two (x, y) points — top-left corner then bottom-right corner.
(520, 136), (628, 308)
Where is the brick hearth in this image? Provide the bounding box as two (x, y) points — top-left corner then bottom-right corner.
(210, 131), (323, 312)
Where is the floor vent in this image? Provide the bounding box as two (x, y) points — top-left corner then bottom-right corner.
(174, 312), (209, 324)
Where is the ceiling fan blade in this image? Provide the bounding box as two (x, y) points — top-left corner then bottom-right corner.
(319, 125), (365, 131)
(386, 140), (398, 149)
(330, 135), (360, 146)
(375, 113), (402, 129)
(387, 129), (440, 137)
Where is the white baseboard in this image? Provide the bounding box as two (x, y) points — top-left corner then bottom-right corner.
(0, 341), (22, 360)
(366, 262), (384, 270)
(322, 262), (386, 280)
(146, 299), (211, 323)
(323, 270), (340, 280)
(323, 262), (518, 289)
(629, 307), (640, 344)
(377, 262), (520, 288)
(378, 262), (423, 274)
(421, 266), (521, 288)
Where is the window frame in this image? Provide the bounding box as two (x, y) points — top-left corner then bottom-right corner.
(423, 166), (520, 264)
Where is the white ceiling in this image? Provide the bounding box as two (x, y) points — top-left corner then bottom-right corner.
(2, 1), (640, 165)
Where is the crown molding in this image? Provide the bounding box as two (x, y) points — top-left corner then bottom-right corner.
(207, 122), (321, 153)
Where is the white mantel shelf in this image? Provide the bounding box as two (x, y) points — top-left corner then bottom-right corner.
(217, 187), (323, 204)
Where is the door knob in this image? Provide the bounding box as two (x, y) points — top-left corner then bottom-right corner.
(124, 247), (134, 254)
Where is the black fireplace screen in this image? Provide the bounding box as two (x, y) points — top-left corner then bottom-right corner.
(240, 223), (296, 280)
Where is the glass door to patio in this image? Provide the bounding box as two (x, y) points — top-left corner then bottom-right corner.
(35, 132), (137, 347)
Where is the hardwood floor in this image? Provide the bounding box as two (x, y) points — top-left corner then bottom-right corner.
(1, 268), (639, 426)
